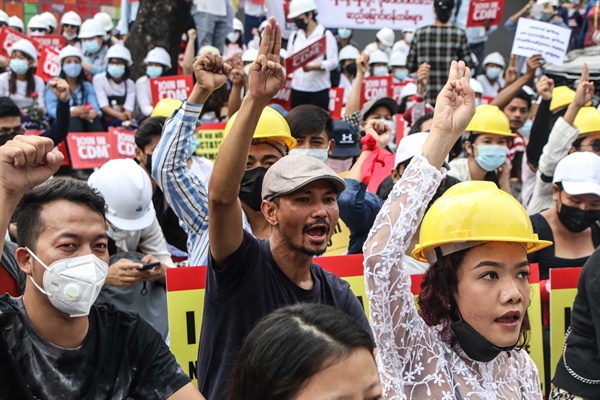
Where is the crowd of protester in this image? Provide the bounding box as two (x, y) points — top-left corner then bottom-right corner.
(0, 0), (600, 399)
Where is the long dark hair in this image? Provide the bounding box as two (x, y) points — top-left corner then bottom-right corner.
(227, 303), (375, 400)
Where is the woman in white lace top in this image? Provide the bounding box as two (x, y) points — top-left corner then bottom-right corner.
(364, 60), (552, 400)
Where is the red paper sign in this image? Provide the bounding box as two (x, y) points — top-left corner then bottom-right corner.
(36, 46), (61, 83)
(66, 132), (113, 169)
(328, 87), (344, 120)
(395, 114), (409, 147)
(467, 0), (505, 27)
(389, 79), (414, 105)
(109, 127), (137, 159)
(269, 75), (293, 111)
(149, 75), (194, 106)
(360, 76), (391, 107)
(34, 35), (66, 50)
(0, 26), (41, 59)
(285, 36), (326, 74)
(481, 95), (495, 105)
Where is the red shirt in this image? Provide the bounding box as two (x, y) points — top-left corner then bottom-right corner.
(0, 262), (20, 297)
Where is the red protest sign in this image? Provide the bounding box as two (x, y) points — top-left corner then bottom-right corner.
(360, 76), (391, 107)
(481, 95), (495, 105)
(395, 114), (408, 147)
(34, 35), (66, 50)
(389, 79), (414, 105)
(328, 87), (344, 120)
(109, 127), (137, 159)
(66, 132), (112, 169)
(467, 0), (505, 27)
(149, 75), (194, 106)
(285, 36), (326, 74)
(0, 26), (41, 59)
(36, 46), (61, 82)
(269, 75), (293, 111)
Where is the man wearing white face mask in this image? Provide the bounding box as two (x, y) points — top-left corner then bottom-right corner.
(0, 136), (204, 399)
(286, 104), (335, 163)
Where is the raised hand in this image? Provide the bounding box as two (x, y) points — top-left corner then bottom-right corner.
(356, 53), (369, 77)
(230, 68), (245, 86)
(417, 62), (430, 94)
(525, 54), (543, 77)
(247, 17), (285, 103)
(49, 78), (70, 102)
(193, 52), (232, 94)
(572, 63), (594, 107)
(364, 119), (391, 149)
(536, 75), (554, 101)
(504, 55), (519, 86)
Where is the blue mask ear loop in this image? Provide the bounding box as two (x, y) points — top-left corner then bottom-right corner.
(434, 246), (463, 323)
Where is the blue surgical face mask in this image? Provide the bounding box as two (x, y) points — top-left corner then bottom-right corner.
(83, 39), (101, 54)
(63, 32), (77, 41)
(519, 119), (533, 138)
(338, 28), (352, 39)
(474, 144), (508, 172)
(104, 33), (111, 42)
(372, 66), (389, 77)
(188, 134), (198, 158)
(485, 67), (502, 81)
(405, 32), (414, 44)
(9, 59), (29, 75)
(146, 65), (163, 78)
(63, 62), (82, 78)
(107, 64), (125, 79)
(394, 69), (408, 81)
(289, 146), (329, 163)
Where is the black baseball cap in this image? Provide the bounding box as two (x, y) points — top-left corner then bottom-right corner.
(330, 121), (360, 158)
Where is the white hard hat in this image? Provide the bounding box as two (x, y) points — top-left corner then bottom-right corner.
(41, 12), (57, 30)
(470, 79), (484, 95)
(60, 11), (82, 27)
(537, 0), (559, 6)
(88, 159), (155, 231)
(27, 15), (50, 31)
(58, 45), (83, 64)
(522, 85), (536, 98)
(482, 51), (505, 68)
(93, 12), (114, 32)
(339, 45), (360, 61)
(400, 82), (417, 100)
(376, 28), (395, 47)
(78, 19), (105, 39)
(242, 48), (259, 63)
(106, 43), (132, 66)
(258, 20), (268, 33)
(280, 49), (288, 59)
(198, 45), (220, 56)
(402, 28), (416, 33)
(369, 49), (389, 65)
(389, 51), (407, 67)
(8, 16), (24, 32)
(10, 39), (38, 62)
(233, 18), (244, 34)
(396, 131), (430, 166)
(144, 47), (172, 68)
(287, 0), (317, 19)
(0, 10), (9, 25)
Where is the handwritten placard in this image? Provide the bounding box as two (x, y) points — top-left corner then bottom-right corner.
(511, 18), (571, 66)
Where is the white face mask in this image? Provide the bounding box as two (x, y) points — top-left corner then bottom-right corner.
(289, 145), (330, 163)
(243, 64), (251, 76)
(27, 248), (108, 318)
(227, 31), (240, 43)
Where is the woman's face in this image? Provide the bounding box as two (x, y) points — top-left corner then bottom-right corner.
(454, 242), (530, 348)
(11, 50), (33, 67)
(293, 348), (383, 400)
(63, 56), (81, 65)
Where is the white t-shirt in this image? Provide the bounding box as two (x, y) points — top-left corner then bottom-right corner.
(92, 72), (136, 112)
(194, 0), (226, 16)
(135, 75), (153, 117)
(0, 72), (45, 110)
(392, 40), (410, 56)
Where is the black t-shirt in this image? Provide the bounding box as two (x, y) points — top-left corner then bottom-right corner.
(0, 294), (190, 399)
(197, 231), (372, 400)
(153, 187), (188, 253)
(528, 213), (600, 280)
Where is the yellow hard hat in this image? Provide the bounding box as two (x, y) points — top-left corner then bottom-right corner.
(224, 106), (297, 151)
(549, 86), (575, 112)
(465, 105), (515, 137)
(412, 181), (552, 263)
(573, 107), (600, 136)
(151, 98), (183, 118)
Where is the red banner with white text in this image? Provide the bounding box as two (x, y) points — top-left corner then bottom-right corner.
(285, 36), (326, 74)
(467, 0), (505, 27)
(149, 75), (194, 106)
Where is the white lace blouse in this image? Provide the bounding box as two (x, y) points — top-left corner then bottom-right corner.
(363, 155), (542, 400)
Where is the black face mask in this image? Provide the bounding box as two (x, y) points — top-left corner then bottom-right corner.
(557, 201), (600, 233)
(344, 62), (357, 77)
(239, 167), (268, 212)
(294, 17), (308, 31)
(0, 132), (18, 147)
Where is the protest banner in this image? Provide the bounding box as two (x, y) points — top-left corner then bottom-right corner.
(0, 26), (40, 59)
(285, 36), (326, 74)
(466, 0), (505, 28)
(149, 75), (194, 106)
(550, 267), (582, 376)
(328, 87), (345, 120)
(194, 122), (227, 161)
(109, 127), (137, 159)
(269, 75), (293, 111)
(35, 46), (61, 83)
(66, 132), (113, 169)
(395, 114), (409, 147)
(389, 79), (412, 105)
(360, 76), (391, 107)
(317, 0), (435, 30)
(511, 18), (571, 66)
(34, 35), (66, 50)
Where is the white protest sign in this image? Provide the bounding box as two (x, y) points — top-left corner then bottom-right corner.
(317, 0), (436, 30)
(510, 18), (571, 66)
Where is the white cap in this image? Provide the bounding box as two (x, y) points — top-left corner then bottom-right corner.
(144, 47), (172, 68)
(470, 79), (484, 95)
(482, 51), (505, 68)
(554, 152), (600, 196)
(8, 16), (24, 32)
(60, 11), (82, 27)
(339, 45), (360, 61)
(10, 39), (38, 63)
(401, 82), (417, 100)
(0, 11), (8, 24)
(58, 45), (83, 64)
(79, 19), (105, 39)
(376, 28), (395, 47)
(369, 49), (389, 65)
(233, 18), (244, 33)
(41, 12), (57, 30)
(389, 51), (407, 67)
(287, 0), (317, 19)
(93, 12), (114, 32)
(88, 159), (155, 231)
(198, 45), (220, 56)
(27, 15), (50, 31)
(106, 43), (132, 66)
(242, 48), (259, 63)
(396, 132), (429, 166)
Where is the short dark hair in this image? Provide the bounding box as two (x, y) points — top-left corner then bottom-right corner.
(15, 179), (106, 251)
(286, 104), (334, 140)
(227, 303), (375, 400)
(0, 97), (22, 119)
(410, 113), (434, 135)
(135, 116), (166, 150)
(511, 89), (532, 111)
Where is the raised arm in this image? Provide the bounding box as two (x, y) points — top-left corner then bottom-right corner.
(491, 54), (542, 110)
(208, 18), (285, 268)
(344, 52), (369, 117)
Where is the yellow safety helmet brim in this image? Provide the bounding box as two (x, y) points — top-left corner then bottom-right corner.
(573, 107), (600, 136)
(465, 105), (515, 137)
(224, 107), (297, 151)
